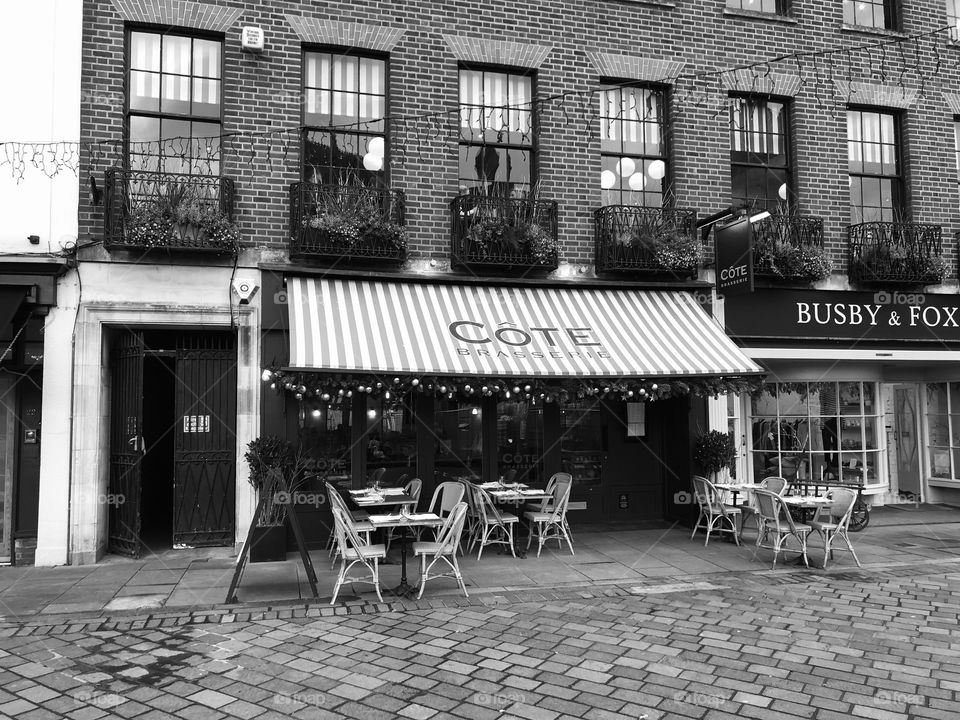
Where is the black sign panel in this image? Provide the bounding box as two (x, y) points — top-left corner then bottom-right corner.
(724, 288), (960, 344)
(715, 217), (754, 296)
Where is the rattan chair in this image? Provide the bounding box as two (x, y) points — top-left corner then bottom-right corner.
(412, 502), (469, 599)
(385, 477), (423, 552)
(739, 476), (789, 537)
(330, 506), (386, 604)
(470, 486), (518, 559)
(753, 488), (812, 568)
(809, 488), (861, 569)
(523, 475), (574, 556)
(691, 475), (741, 546)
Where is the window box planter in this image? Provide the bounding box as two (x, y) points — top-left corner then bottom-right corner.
(848, 222), (946, 285)
(450, 195), (559, 272)
(594, 206), (700, 277)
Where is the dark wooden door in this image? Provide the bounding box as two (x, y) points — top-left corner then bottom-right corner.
(108, 331), (145, 557)
(173, 333), (236, 547)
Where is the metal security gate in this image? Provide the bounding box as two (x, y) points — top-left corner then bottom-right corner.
(108, 332), (145, 557)
(173, 333), (236, 547)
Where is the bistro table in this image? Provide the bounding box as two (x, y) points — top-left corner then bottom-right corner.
(349, 489), (432, 596)
(715, 482), (766, 508)
(366, 511), (443, 596)
(478, 482), (553, 558)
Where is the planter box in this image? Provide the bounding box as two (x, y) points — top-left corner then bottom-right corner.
(249, 524), (287, 563)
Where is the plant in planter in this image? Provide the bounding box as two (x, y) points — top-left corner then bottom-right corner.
(693, 430), (737, 484)
(651, 228), (703, 272)
(755, 239), (832, 282)
(244, 435), (307, 562)
(919, 255), (948, 283)
(125, 201), (172, 246)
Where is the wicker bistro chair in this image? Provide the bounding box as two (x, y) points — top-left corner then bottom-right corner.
(412, 502), (470, 599)
(330, 506), (387, 605)
(522, 472), (574, 542)
(459, 480), (483, 554)
(523, 475), (574, 557)
(414, 481), (465, 542)
(690, 475), (742, 546)
(385, 478), (423, 552)
(739, 476), (789, 538)
(753, 489), (812, 568)
(471, 486), (519, 560)
(809, 488), (862, 569)
(324, 482), (373, 564)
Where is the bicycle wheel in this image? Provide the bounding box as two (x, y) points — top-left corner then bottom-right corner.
(848, 499), (870, 532)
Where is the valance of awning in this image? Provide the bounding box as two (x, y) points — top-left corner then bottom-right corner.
(285, 277), (762, 379)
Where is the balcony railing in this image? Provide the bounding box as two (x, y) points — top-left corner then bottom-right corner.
(752, 215), (829, 283)
(848, 222), (945, 285)
(104, 168), (237, 253)
(594, 206), (699, 276)
(289, 183), (407, 264)
(450, 195), (559, 272)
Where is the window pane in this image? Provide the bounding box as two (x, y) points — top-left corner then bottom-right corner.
(497, 401), (544, 485)
(193, 39), (220, 79)
(161, 74), (190, 114)
(160, 118), (191, 174)
(129, 115), (160, 171)
(192, 78), (220, 118)
(305, 88), (329, 127)
(928, 383), (948, 414)
(130, 32), (160, 72)
(435, 399), (483, 478)
(300, 398), (352, 483)
(162, 35), (191, 75)
(359, 57), (384, 94)
(129, 70), (160, 111)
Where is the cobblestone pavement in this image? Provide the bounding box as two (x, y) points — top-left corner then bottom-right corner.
(0, 562), (958, 720)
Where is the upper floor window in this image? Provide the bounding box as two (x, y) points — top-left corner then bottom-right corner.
(726, 0), (787, 14)
(843, 0), (898, 30)
(458, 67), (534, 195)
(955, 118), (960, 197)
(847, 108), (901, 223)
(950, 1), (960, 39)
(128, 30), (222, 175)
(302, 50), (386, 186)
(730, 96), (791, 210)
(599, 83), (667, 208)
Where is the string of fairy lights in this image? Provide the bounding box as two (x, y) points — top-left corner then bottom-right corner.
(1, 25), (956, 182)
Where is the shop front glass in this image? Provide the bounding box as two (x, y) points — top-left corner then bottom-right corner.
(366, 394), (417, 482)
(496, 400), (543, 484)
(299, 398), (353, 486)
(559, 402), (603, 488)
(925, 383), (960, 480)
(434, 398), (483, 479)
(750, 381), (881, 486)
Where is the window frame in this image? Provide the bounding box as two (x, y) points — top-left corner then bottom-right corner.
(123, 25), (225, 176)
(847, 106), (903, 224)
(729, 93), (793, 211)
(726, 0), (789, 15)
(598, 80), (670, 208)
(843, 0), (900, 31)
(300, 46), (390, 186)
(457, 63), (538, 194)
(950, 0), (960, 40)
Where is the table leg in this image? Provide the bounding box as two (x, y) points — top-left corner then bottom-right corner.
(391, 525), (416, 597)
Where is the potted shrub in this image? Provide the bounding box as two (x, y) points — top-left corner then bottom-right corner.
(693, 430), (737, 484)
(755, 239), (832, 283)
(244, 435), (305, 562)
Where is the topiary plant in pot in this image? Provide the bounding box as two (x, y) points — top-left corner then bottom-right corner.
(693, 430), (737, 484)
(244, 435), (307, 562)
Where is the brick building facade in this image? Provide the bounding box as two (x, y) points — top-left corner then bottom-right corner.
(41, 0), (960, 564)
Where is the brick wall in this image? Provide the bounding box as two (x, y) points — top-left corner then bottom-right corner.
(79, 0), (960, 284)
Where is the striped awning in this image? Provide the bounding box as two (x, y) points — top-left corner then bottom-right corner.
(285, 277), (762, 378)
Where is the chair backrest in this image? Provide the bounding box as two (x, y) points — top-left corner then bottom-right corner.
(761, 476), (788, 495)
(330, 505), (366, 555)
(691, 475), (711, 509)
(432, 502), (468, 555)
(755, 489), (799, 534)
(369, 467), (386, 486)
(325, 482), (347, 514)
(753, 488), (779, 523)
(430, 481), (465, 518)
(547, 476), (572, 522)
(458, 480), (479, 517)
(404, 478), (423, 509)
(477, 486), (505, 525)
(825, 488), (857, 528)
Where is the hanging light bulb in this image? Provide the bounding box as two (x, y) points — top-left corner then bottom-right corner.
(261, 369), (273, 382)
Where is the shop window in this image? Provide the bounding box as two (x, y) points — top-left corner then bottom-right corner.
(749, 382), (881, 487)
(925, 383), (960, 479)
(727, 393), (745, 480)
(435, 398), (483, 478)
(458, 66), (534, 195)
(127, 30), (222, 174)
(366, 394), (416, 478)
(730, 95), (791, 210)
(303, 50), (387, 185)
(559, 402), (603, 488)
(496, 400), (544, 484)
(726, 0), (788, 15)
(843, 0), (899, 29)
(599, 83), (667, 208)
(299, 398), (353, 484)
(847, 108), (902, 223)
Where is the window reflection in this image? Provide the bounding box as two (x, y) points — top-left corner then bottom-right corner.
(434, 399), (482, 479)
(496, 401), (543, 484)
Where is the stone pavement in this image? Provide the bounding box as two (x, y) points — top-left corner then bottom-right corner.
(0, 558), (958, 719)
(0, 504), (958, 625)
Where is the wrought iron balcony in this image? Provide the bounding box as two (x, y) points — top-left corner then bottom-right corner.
(104, 168), (238, 253)
(450, 195), (559, 272)
(848, 222), (946, 285)
(594, 206), (699, 276)
(752, 215), (831, 283)
(289, 183), (407, 264)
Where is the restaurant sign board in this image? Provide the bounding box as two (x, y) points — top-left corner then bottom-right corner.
(714, 216), (754, 296)
(723, 289), (960, 344)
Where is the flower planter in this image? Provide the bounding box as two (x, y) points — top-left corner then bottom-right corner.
(249, 524), (287, 563)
